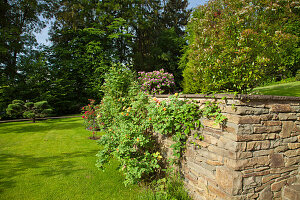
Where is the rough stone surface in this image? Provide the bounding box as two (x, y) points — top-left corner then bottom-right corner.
(270, 153), (285, 168)
(259, 186), (273, 200)
(155, 95), (300, 200)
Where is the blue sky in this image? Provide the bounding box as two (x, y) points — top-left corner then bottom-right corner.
(188, 0), (208, 9)
(36, 0), (208, 45)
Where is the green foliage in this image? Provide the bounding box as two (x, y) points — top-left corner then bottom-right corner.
(81, 99), (100, 132)
(201, 101), (227, 125)
(147, 94), (202, 162)
(96, 66), (161, 185)
(6, 100), (25, 118)
(296, 70), (300, 81)
(6, 99), (52, 122)
(181, 0), (299, 94)
(95, 67), (227, 185)
(139, 173), (191, 200)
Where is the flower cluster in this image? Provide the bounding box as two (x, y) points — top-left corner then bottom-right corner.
(138, 69), (175, 95)
(81, 99), (100, 131)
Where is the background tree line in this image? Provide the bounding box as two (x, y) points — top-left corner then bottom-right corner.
(1, 0), (299, 119)
(0, 0), (190, 118)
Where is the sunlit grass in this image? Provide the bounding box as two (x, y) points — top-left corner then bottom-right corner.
(252, 81), (300, 97)
(0, 118), (142, 200)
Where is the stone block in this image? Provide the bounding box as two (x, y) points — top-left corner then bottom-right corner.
(206, 159), (223, 166)
(258, 186), (273, 200)
(288, 143), (300, 149)
(243, 176), (258, 190)
(222, 106), (269, 115)
(286, 176), (297, 185)
(207, 185), (231, 200)
(239, 116), (261, 124)
(247, 140), (271, 151)
(262, 121), (282, 126)
(254, 126), (281, 134)
(237, 134), (264, 141)
(236, 151), (252, 159)
(278, 113), (297, 120)
(247, 193), (259, 199)
(253, 149), (274, 157)
(273, 191), (281, 198)
(271, 179), (287, 191)
(254, 156), (270, 167)
(187, 161), (215, 180)
(215, 166), (242, 195)
(291, 105), (300, 112)
(237, 124), (253, 134)
(203, 134), (219, 145)
(260, 114), (274, 121)
(262, 174), (281, 184)
(223, 158), (248, 170)
(270, 166), (298, 174)
(284, 149), (300, 157)
(195, 149), (223, 163)
(270, 104), (291, 113)
(270, 153), (284, 168)
(217, 136), (237, 151)
(242, 170), (270, 178)
(236, 142), (247, 151)
(255, 179), (275, 192)
(281, 121), (295, 138)
(282, 184), (300, 200)
(274, 145), (288, 153)
(207, 145), (236, 159)
(283, 136), (299, 143)
(285, 156), (300, 167)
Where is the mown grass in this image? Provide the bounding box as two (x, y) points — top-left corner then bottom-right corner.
(0, 118), (142, 200)
(252, 81), (300, 97)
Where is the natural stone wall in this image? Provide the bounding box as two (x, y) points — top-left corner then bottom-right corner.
(155, 94), (300, 200)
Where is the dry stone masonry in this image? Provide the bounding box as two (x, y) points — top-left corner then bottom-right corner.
(155, 94), (300, 200)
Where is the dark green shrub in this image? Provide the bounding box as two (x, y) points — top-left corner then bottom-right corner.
(6, 100), (52, 122)
(296, 70), (300, 81)
(6, 100), (25, 118)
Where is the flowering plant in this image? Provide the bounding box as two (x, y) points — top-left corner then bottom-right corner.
(138, 69), (175, 95)
(95, 66), (162, 185)
(81, 99), (100, 132)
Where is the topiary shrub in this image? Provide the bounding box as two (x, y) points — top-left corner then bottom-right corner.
(6, 100), (52, 122)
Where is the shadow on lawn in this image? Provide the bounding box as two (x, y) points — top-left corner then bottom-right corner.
(0, 120), (84, 135)
(0, 149), (98, 192)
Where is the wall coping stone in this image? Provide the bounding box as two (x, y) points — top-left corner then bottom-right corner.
(154, 94), (300, 101)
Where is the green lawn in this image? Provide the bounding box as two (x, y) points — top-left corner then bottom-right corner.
(0, 118), (142, 200)
(252, 81), (300, 97)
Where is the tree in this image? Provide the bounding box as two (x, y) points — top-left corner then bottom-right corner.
(180, 0), (299, 94)
(6, 100), (52, 122)
(0, 0), (54, 119)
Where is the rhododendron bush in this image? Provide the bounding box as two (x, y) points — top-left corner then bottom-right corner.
(138, 69), (175, 95)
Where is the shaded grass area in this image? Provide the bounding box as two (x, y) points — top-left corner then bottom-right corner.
(252, 81), (300, 97)
(0, 118), (142, 200)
